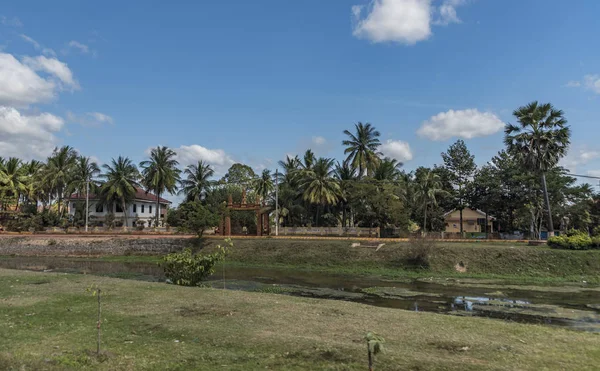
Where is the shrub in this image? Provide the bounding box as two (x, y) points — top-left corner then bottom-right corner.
(406, 237), (435, 268)
(162, 247), (227, 286)
(548, 231), (595, 250)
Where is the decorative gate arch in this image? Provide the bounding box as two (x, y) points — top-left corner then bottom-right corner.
(219, 190), (271, 236)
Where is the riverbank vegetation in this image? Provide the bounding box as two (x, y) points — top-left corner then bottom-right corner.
(2, 102), (599, 242)
(1, 268), (598, 370)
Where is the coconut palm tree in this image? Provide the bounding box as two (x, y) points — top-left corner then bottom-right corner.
(254, 169), (274, 205)
(301, 149), (316, 170)
(41, 146), (78, 214)
(0, 157), (27, 209)
(342, 122), (382, 177)
(334, 160), (357, 227)
(100, 156), (140, 227)
(413, 168), (445, 235)
(278, 155), (302, 185)
(179, 160), (215, 202)
(504, 101), (571, 237)
(300, 157), (341, 226)
(69, 156), (101, 198)
(373, 157), (403, 181)
(22, 159), (44, 206)
(140, 146), (181, 227)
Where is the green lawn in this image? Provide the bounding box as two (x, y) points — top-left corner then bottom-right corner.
(1, 268), (599, 370)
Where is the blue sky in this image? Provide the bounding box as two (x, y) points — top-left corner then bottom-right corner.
(1, 0), (600, 183)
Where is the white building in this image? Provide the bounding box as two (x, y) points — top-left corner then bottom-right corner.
(68, 187), (172, 228)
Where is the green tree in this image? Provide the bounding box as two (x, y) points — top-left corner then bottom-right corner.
(221, 163), (256, 188)
(21, 160), (44, 206)
(140, 146), (181, 226)
(373, 157), (403, 181)
(253, 169), (274, 205)
(99, 156), (140, 227)
(179, 160), (215, 202)
(0, 157), (27, 209)
(342, 122), (382, 177)
(42, 146), (78, 215)
(300, 157), (341, 226)
(441, 139), (476, 236)
(69, 156), (100, 199)
(175, 200), (220, 237)
(413, 168), (446, 234)
(504, 101), (571, 237)
(334, 161), (357, 227)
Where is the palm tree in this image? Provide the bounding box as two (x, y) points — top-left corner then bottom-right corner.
(413, 168), (445, 234)
(504, 101), (570, 237)
(41, 146), (78, 214)
(140, 146), (181, 227)
(179, 160), (215, 202)
(22, 159), (44, 206)
(342, 122), (382, 177)
(278, 155), (301, 185)
(100, 156), (140, 227)
(254, 169), (274, 205)
(300, 157), (341, 226)
(301, 149), (316, 170)
(334, 160), (357, 227)
(0, 157), (27, 209)
(373, 157), (403, 181)
(70, 156), (101, 198)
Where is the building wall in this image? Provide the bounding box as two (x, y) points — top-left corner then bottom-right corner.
(68, 200), (169, 227)
(444, 208), (493, 233)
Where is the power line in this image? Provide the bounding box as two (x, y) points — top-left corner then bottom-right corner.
(566, 173), (600, 180)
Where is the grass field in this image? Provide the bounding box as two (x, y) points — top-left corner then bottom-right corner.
(1, 268), (599, 370)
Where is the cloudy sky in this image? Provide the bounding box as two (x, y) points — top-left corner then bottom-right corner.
(1, 0), (600, 180)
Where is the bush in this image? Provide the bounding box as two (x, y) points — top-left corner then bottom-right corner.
(406, 237), (435, 268)
(162, 247), (227, 286)
(548, 231), (596, 250)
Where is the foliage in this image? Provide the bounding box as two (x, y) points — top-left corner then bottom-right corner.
(140, 146), (180, 226)
(220, 163), (256, 187)
(548, 231), (597, 250)
(406, 237), (435, 268)
(162, 245), (228, 286)
(365, 332), (385, 371)
(171, 200), (219, 237)
(99, 156), (140, 227)
(343, 122), (382, 177)
(178, 160), (215, 202)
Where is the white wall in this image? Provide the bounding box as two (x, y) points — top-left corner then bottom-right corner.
(69, 199), (169, 227)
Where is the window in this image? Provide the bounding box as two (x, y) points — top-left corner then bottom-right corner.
(72, 203), (76, 211)
(133, 204), (137, 213)
(95, 204), (103, 213)
(149, 205), (153, 214)
(141, 205), (145, 213)
(477, 218), (486, 226)
(116, 204), (123, 213)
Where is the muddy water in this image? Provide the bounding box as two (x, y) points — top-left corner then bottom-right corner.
(1, 256), (598, 332)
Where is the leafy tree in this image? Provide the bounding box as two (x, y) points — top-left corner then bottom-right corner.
(441, 140), (476, 235)
(300, 157), (341, 226)
(99, 156), (140, 227)
(42, 146), (78, 215)
(342, 122), (382, 177)
(278, 155), (302, 185)
(373, 157), (403, 181)
(22, 159), (44, 206)
(140, 146), (181, 226)
(179, 160), (215, 202)
(253, 169), (274, 205)
(221, 163), (256, 188)
(504, 101), (571, 237)
(413, 167), (446, 234)
(0, 157), (26, 208)
(175, 200), (220, 237)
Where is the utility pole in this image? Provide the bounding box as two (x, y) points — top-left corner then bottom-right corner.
(85, 179), (89, 232)
(275, 169), (279, 236)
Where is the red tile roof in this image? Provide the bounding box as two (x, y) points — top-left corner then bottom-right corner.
(68, 187), (171, 203)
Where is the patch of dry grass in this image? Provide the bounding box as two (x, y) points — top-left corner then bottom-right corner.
(0, 268), (599, 370)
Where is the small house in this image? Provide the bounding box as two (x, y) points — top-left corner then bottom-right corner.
(443, 208), (495, 234)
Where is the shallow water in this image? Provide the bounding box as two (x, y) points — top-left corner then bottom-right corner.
(1, 256), (598, 332)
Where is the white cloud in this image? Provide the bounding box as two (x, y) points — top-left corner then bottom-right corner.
(20, 34), (56, 56)
(175, 144), (236, 176)
(565, 80), (581, 88)
(0, 16), (22, 27)
(565, 75), (600, 94)
(380, 139), (413, 162)
(23, 55), (79, 90)
(434, 0), (467, 26)
(417, 109), (504, 141)
(68, 40), (90, 54)
(0, 53), (56, 107)
(312, 136), (327, 146)
(351, 0), (468, 45)
(560, 149), (600, 172)
(352, 0), (432, 44)
(0, 106), (64, 159)
(66, 111), (114, 127)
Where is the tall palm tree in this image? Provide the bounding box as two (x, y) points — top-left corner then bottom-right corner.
(373, 157), (403, 181)
(0, 157), (27, 209)
(342, 122), (382, 177)
(413, 169), (445, 234)
(140, 146), (181, 226)
(179, 160), (215, 202)
(334, 161), (357, 227)
(300, 157), (341, 226)
(21, 159), (44, 206)
(302, 149), (316, 170)
(42, 146), (78, 214)
(504, 101), (570, 237)
(69, 156), (101, 198)
(100, 156), (140, 227)
(254, 169), (274, 205)
(278, 155), (301, 185)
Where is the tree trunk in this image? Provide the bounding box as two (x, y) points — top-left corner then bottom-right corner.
(459, 206), (464, 237)
(122, 200), (128, 227)
(423, 202), (428, 236)
(541, 173), (554, 238)
(368, 346), (374, 371)
(156, 189), (160, 228)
